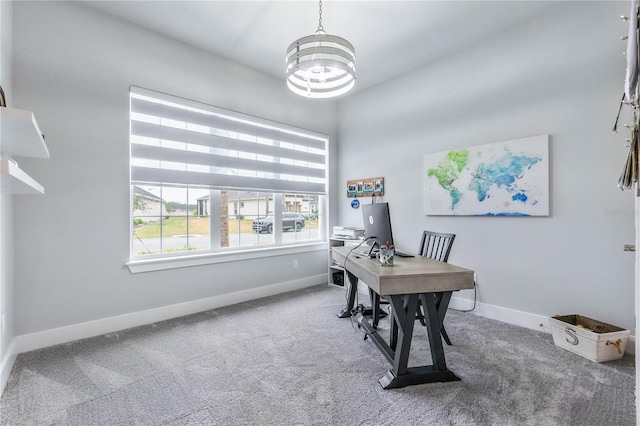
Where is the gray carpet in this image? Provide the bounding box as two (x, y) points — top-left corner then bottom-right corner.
(0, 284), (635, 425)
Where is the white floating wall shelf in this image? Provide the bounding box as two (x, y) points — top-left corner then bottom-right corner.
(0, 107), (49, 194)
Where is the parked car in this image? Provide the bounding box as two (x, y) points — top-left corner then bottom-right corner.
(252, 213), (306, 233)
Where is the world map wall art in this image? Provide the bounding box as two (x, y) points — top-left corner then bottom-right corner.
(424, 135), (549, 216)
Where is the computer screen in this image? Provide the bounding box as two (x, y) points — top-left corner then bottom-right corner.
(361, 202), (394, 255)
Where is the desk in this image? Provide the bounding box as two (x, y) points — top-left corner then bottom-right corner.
(331, 246), (474, 389)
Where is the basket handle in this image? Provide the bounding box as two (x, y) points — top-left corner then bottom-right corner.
(606, 339), (623, 354)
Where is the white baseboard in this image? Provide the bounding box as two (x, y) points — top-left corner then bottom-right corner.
(3, 278), (632, 398)
(450, 295), (550, 332)
(1, 274), (325, 397)
(0, 338), (18, 396)
(13, 273), (327, 356)
(449, 295), (636, 355)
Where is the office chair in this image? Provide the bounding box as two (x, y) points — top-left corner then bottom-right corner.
(416, 230), (456, 345)
(418, 230), (455, 263)
(370, 231), (457, 345)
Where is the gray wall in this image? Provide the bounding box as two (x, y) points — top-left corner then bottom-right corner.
(0, 0), (14, 366)
(8, 1), (637, 341)
(11, 1), (337, 335)
(337, 1), (636, 331)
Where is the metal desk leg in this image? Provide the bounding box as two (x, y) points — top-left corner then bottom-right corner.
(377, 292), (460, 389)
(369, 289), (381, 328)
(388, 295), (417, 376)
(337, 270), (358, 318)
(389, 294), (410, 351)
(419, 293), (448, 371)
(435, 291), (453, 345)
(389, 311), (398, 351)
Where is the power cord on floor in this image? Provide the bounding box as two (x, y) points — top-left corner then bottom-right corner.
(348, 305), (379, 341)
(340, 236), (377, 333)
(341, 236), (376, 307)
(448, 279), (477, 313)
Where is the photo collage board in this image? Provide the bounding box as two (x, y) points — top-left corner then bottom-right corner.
(347, 177), (384, 198)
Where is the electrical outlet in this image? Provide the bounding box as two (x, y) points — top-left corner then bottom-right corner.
(293, 259), (299, 269)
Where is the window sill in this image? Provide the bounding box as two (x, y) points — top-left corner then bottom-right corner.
(126, 242), (328, 274)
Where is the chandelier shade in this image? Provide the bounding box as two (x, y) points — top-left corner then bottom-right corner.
(285, 2), (356, 98)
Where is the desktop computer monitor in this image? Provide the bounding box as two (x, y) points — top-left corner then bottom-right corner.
(362, 202), (394, 256)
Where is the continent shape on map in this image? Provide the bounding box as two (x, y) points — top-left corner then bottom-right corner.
(426, 149), (469, 209)
(468, 152), (541, 203)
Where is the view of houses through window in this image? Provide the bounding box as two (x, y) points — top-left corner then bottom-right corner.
(132, 186), (321, 256)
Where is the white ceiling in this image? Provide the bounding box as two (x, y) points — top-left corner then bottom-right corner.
(81, 1), (560, 94)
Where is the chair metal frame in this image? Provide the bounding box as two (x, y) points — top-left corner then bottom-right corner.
(418, 231), (456, 263)
(416, 231), (456, 345)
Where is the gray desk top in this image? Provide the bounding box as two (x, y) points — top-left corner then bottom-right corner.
(331, 246), (475, 296)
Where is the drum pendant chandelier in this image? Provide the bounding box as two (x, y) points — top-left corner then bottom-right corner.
(285, 0), (356, 98)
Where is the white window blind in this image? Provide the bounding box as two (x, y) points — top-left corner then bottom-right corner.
(130, 87), (328, 194)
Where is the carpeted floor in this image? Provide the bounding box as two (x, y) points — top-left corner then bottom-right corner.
(0, 284), (635, 425)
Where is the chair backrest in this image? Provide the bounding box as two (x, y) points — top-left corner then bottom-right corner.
(418, 231), (456, 262)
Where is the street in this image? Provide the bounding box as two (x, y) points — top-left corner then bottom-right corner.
(133, 228), (321, 255)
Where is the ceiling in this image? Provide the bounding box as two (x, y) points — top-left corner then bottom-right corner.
(81, 1), (560, 95)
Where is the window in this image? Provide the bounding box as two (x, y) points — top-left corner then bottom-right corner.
(130, 87), (327, 261)
(132, 185), (210, 255)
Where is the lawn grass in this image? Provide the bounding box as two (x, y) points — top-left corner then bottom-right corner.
(227, 219), (255, 234)
(134, 217), (319, 238)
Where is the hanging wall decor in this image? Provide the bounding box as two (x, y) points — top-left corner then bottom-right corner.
(347, 177), (384, 197)
(615, 2), (640, 192)
(424, 135), (550, 216)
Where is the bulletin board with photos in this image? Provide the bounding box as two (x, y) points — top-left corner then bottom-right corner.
(347, 177), (384, 197)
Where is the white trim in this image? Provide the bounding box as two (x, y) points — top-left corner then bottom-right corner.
(635, 194), (639, 417)
(627, 335), (636, 355)
(13, 273), (327, 355)
(450, 295), (636, 355)
(127, 242), (327, 273)
(0, 338), (18, 397)
(452, 296), (550, 332)
(274, 193), (283, 245)
(210, 189), (221, 249)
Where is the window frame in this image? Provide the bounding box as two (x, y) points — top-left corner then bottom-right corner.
(127, 87), (329, 271)
(129, 188), (328, 272)
(126, 240), (328, 274)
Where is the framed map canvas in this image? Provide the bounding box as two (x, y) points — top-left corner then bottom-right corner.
(424, 135), (549, 216)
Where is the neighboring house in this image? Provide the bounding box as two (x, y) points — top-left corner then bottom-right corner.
(196, 191), (316, 218)
(133, 186), (168, 223)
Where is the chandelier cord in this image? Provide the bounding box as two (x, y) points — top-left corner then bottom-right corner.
(317, 0), (324, 32)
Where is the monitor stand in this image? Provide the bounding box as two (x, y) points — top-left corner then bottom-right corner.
(358, 250), (378, 258)
(366, 242), (378, 257)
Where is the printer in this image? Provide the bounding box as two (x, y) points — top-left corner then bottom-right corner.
(332, 226), (365, 240)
